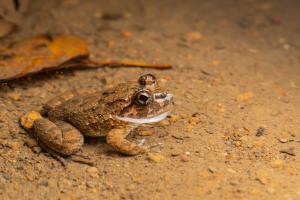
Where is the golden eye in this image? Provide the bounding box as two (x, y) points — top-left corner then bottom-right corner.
(135, 91), (152, 106)
(138, 74), (157, 86)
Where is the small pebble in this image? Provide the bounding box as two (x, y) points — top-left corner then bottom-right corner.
(277, 138), (288, 143)
(120, 31), (132, 38)
(171, 133), (185, 140)
(234, 141), (242, 147)
(180, 154), (190, 162)
(147, 153), (165, 162)
(270, 159), (284, 168)
(255, 169), (269, 185)
(86, 181), (97, 188)
(159, 119), (170, 126)
(256, 127), (266, 137)
(5, 140), (22, 150)
(25, 138), (38, 148)
(86, 167), (99, 178)
(212, 60), (221, 66)
(64, 179), (73, 187)
(6, 92), (21, 101)
(170, 148), (181, 157)
(126, 184), (136, 191)
(38, 180), (49, 187)
(184, 31), (203, 42)
(237, 92), (254, 102)
(188, 117), (201, 125)
(185, 124), (194, 132)
(32, 146), (42, 154)
(227, 168), (237, 174)
(26, 174), (34, 181)
(0, 128), (10, 139)
(1, 173), (11, 181)
(169, 115), (179, 123)
(207, 166), (217, 173)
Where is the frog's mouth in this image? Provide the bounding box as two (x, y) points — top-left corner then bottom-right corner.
(116, 93), (173, 124)
(116, 111), (171, 124)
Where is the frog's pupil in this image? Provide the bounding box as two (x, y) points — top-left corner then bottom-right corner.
(139, 94), (149, 103)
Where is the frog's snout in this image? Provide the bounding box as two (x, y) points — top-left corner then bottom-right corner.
(154, 92), (173, 107)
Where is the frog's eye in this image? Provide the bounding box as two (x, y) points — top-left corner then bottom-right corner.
(135, 91), (152, 106)
(138, 74), (157, 87)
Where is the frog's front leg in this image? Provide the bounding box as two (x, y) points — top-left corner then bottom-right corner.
(33, 118), (84, 156)
(106, 126), (147, 155)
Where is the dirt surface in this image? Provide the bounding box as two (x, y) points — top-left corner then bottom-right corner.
(0, 0), (300, 199)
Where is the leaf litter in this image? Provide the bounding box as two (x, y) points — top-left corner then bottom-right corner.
(0, 35), (172, 82)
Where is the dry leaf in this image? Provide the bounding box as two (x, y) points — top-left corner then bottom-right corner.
(80, 59), (172, 69)
(0, 35), (172, 82)
(0, 35), (89, 81)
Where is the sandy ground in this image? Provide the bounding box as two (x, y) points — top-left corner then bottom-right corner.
(0, 0), (299, 199)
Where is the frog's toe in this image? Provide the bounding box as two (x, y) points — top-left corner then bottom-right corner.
(20, 111), (43, 130)
(106, 128), (147, 156)
(70, 154), (95, 166)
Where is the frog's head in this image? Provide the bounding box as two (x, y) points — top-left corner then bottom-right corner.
(103, 74), (173, 124)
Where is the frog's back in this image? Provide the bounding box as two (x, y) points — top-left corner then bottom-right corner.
(47, 93), (111, 136)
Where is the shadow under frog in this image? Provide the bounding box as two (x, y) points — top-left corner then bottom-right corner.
(20, 74), (173, 164)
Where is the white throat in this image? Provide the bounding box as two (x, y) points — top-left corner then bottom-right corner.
(116, 111), (170, 124)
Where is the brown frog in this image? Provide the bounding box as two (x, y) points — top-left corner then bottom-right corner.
(20, 74), (173, 159)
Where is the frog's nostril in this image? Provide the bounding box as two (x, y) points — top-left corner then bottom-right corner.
(155, 93), (167, 99)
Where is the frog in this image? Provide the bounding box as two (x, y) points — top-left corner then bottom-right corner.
(20, 74), (173, 161)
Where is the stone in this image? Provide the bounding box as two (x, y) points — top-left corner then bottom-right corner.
(0, 128), (10, 139)
(277, 138), (288, 143)
(255, 169), (269, 185)
(25, 138), (38, 148)
(237, 92), (254, 102)
(169, 115), (179, 123)
(270, 160), (284, 168)
(6, 92), (21, 101)
(86, 167), (99, 178)
(6, 140), (22, 150)
(188, 117), (201, 125)
(184, 31), (203, 42)
(86, 181), (97, 188)
(147, 153), (165, 162)
(256, 127), (266, 137)
(180, 154), (190, 162)
(159, 119), (170, 126)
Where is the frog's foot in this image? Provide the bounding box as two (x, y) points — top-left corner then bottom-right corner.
(106, 128), (147, 156)
(70, 154), (94, 166)
(39, 142), (94, 167)
(134, 125), (155, 136)
(33, 118), (84, 156)
(38, 140), (68, 167)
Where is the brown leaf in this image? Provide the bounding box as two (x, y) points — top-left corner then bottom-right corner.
(0, 35), (89, 81)
(0, 35), (172, 82)
(81, 60), (172, 69)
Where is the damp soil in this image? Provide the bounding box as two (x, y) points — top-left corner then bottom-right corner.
(0, 0), (299, 199)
